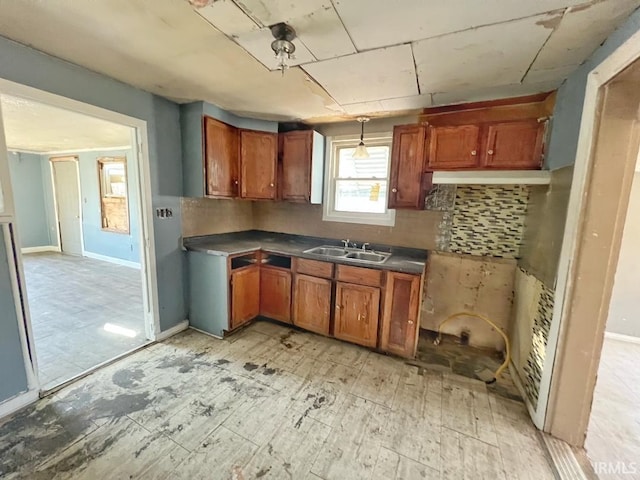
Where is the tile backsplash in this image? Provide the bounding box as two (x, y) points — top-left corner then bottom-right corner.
(445, 185), (530, 258)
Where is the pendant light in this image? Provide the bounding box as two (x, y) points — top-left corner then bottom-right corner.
(353, 117), (370, 159)
(270, 23), (297, 76)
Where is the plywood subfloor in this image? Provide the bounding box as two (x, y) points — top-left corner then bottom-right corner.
(0, 321), (555, 479)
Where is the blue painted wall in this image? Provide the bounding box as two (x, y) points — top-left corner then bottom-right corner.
(7, 151), (54, 248)
(74, 148), (140, 263)
(0, 36), (186, 339)
(546, 9), (640, 170)
(0, 227), (29, 403)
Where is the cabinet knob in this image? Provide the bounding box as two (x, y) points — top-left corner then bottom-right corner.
(234, 180), (239, 185)
(391, 188), (398, 193)
(408, 320), (414, 325)
(269, 183), (275, 187)
(471, 150), (477, 156)
(488, 149), (494, 155)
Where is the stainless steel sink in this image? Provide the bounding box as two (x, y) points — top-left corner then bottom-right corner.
(303, 245), (391, 264)
(345, 252), (390, 263)
(304, 246), (349, 257)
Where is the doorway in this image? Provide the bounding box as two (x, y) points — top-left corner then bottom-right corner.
(540, 32), (640, 472)
(51, 156), (83, 256)
(0, 83), (160, 393)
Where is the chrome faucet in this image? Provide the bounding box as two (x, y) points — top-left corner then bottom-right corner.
(361, 243), (371, 251)
(341, 239), (350, 248)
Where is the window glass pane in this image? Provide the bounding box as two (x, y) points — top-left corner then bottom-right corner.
(335, 180), (387, 214)
(337, 146), (390, 179)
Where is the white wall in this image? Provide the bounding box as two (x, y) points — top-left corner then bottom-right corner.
(607, 171), (640, 338)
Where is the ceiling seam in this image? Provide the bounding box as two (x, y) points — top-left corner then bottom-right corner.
(291, 8), (581, 70)
(519, 8), (568, 84)
(297, 65), (345, 116)
(410, 42), (422, 96)
(329, 0), (359, 53)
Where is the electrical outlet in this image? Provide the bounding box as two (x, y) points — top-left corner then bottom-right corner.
(155, 208), (173, 218)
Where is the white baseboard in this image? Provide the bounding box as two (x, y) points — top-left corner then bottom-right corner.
(604, 331), (640, 345)
(155, 320), (189, 341)
(83, 251), (141, 269)
(21, 246), (60, 254)
(0, 389), (39, 419)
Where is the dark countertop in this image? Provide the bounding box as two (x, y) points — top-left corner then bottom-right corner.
(183, 230), (427, 275)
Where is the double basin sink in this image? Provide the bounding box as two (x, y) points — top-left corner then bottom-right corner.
(303, 245), (391, 264)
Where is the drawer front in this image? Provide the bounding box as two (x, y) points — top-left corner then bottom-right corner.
(336, 264), (383, 287)
(296, 258), (333, 278)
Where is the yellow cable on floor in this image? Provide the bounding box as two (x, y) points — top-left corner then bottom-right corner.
(434, 311), (511, 383)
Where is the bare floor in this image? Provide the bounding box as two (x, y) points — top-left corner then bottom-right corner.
(0, 321), (555, 479)
(586, 338), (640, 479)
(23, 253), (147, 389)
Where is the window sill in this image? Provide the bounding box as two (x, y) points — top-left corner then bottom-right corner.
(322, 210), (396, 227)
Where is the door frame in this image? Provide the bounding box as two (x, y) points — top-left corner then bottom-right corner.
(49, 156), (84, 256)
(536, 28), (640, 444)
(0, 77), (162, 400)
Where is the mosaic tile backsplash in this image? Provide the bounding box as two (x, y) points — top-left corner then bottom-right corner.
(522, 275), (555, 407)
(447, 185), (530, 258)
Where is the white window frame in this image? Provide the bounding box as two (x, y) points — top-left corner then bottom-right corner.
(323, 134), (395, 226)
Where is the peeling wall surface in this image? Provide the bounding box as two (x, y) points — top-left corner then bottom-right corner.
(510, 267), (555, 408)
(422, 252), (517, 350)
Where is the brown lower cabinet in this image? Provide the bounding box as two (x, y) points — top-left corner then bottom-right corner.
(292, 274), (331, 335)
(380, 272), (421, 358)
(231, 265), (260, 330)
(334, 282), (380, 348)
(260, 267), (291, 323)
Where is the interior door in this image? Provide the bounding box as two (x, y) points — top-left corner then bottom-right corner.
(52, 159), (83, 255)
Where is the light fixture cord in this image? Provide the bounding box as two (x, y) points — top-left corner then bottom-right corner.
(360, 120), (364, 143)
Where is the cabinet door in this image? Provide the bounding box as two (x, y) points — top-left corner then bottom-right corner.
(293, 274), (331, 335)
(389, 124), (427, 209)
(231, 266), (260, 330)
(334, 282), (380, 348)
(239, 130), (278, 199)
(427, 125), (481, 169)
(380, 272), (421, 358)
(281, 131), (312, 202)
(204, 116), (238, 197)
(483, 120), (545, 169)
(260, 267), (292, 323)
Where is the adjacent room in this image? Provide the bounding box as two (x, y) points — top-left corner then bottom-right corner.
(2, 93), (148, 390)
(1, 1), (640, 479)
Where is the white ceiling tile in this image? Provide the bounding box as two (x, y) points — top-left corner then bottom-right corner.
(414, 15), (554, 94)
(432, 82), (560, 106)
(529, 0), (640, 72)
(233, 0), (328, 26)
(523, 65), (577, 85)
(380, 94), (433, 112)
(236, 27), (316, 70)
(292, 6), (356, 60)
(332, 0), (588, 51)
(195, 0), (260, 37)
(302, 45), (418, 104)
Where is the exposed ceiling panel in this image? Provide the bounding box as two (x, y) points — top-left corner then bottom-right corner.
(332, 0), (588, 51)
(196, 0), (260, 37)
(302, 45), (418, 104)
(525, 0), (640, 82)
(232, 0), (328, 26)
(380, 94), (433, 112)
(413, 14), (555, 94)
(291, 5), (356, 60)
(1, 95), (132, 152)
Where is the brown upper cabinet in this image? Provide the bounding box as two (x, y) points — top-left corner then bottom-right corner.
(280, 130), (312, 202)
(239, 129), (278, 200)
(203, 116), (239, 197)
(482, 120), (545, 169)
(427, 124), (481, 170)
(389, 124), (428, 209)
